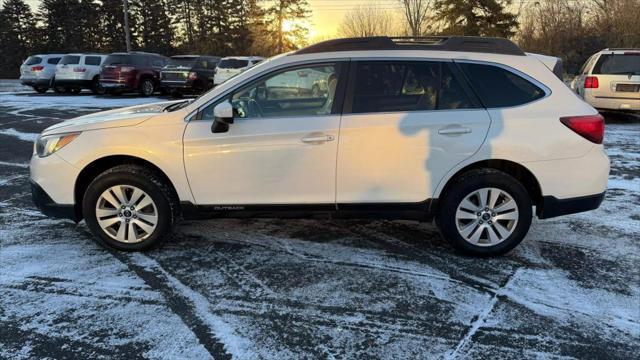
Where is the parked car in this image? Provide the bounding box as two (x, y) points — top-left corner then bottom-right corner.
(30, 36), (609, 256)
(19, 54), (64, 93)
(571, 48), (640, 112)
(99, 52), (168, 96)
(265, 66), (332, 97)
(160, 55), (221, 97)
(54, 53), (108, 94)
(212, 56), (264, 85)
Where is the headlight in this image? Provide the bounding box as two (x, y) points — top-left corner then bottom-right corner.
(35, 132), (81, 157)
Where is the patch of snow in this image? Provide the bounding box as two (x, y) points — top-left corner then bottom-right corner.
(0, 128), (39, 142)
(0, 93), (166, 116)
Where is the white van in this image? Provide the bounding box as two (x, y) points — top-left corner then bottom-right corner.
(212, 56), (264, 85)
(54, 53), (108, 94)
(19, 54), (64, 93)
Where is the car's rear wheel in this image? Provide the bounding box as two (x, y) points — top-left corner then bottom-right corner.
(33, 86), (48, 93)
(139, 78), (155, 97)
(83, 165), (178, 251)
(436, 169), (532, 256)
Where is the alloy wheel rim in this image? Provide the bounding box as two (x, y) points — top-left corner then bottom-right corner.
(455, 187), (519, 247)
(95, 185), (158, 243)
(143, 81), (153, 95)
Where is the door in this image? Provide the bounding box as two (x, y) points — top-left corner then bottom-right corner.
(337, 60), (491, 204)
(183, 62), (345, 205)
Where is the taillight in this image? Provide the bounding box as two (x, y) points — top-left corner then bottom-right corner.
(188, 71), (197, 80)
(73, 67), (86, 72)
(584, 76), (599, 89)
(120, 66), (135, 73)
(31, 65), (44, 71)
(560, 115), (605, 144)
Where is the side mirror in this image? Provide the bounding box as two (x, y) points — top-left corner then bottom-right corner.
(211, 100), (234, 133)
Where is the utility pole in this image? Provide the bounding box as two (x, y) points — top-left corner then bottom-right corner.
(123, 0), (132, 52)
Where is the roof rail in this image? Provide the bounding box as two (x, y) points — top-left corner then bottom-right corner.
(603, 48), (639, 51)
(294, 36), (525, 56)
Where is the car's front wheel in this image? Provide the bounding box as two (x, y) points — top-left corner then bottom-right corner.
(83, 165), (178, 251)
(436, 169), (532, 256)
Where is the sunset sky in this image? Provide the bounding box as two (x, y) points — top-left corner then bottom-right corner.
(24, 0), (406, 40)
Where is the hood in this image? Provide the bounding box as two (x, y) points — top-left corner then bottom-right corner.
(42, 99), (191, 136)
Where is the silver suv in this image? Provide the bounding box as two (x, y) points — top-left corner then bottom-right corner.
(19, 54), (64, 93)
(572, 48), (640, 112)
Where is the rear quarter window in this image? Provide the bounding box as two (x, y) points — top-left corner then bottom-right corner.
(84, 56), (102, 66)
(47, 57), (61, 65)
(60, 55), (81, 65)
(458, 63), (546, 108)
(25, 56), (42, 65)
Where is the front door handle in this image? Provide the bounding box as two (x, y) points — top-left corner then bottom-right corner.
(301, 133), (335, 144)
(438, 126), (472, 136)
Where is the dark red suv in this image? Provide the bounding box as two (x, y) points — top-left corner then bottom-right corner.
(99, 52), (168, 96)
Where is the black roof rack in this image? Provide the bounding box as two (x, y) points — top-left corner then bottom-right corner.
(294, 36), (525, 56)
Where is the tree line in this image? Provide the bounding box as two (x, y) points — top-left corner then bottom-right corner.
(0, 0), (311, 78)
(1, 0), (639, 78)
(340, 0), (639, 74)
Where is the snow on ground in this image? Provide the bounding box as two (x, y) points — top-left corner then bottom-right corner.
(0, 93), (639, 358)
(0, 79), (31, 94)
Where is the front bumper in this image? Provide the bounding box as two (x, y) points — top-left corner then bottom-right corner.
(538, 192), (605, 219)
(31, 181), (78, 221)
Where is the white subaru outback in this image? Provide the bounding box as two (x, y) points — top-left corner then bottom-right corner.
(30, 37), (610, 256)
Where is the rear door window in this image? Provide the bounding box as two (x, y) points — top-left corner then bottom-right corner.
(60, 55), (81, 65)
(350, 61), (477, 113)
(458, 63), (545, 108)
(25, 56), (42, 65)
(592, 54), (640, 75)
(84, 56), (102, 66)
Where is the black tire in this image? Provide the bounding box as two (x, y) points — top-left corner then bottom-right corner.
(436, 168), (532, 256)
(53, 85), (66, 94)
(91, 77), (105, 95)
(33, 86), (48, 93)
(139, 78), (155, 97)
(82, 164), (179, 251)
(69, 87), (81, 95)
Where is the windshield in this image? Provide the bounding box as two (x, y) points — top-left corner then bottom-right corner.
(25, 56), (42, 65)
(218, 59), (249, 69)
(165, 57), (197, 69)
(593, 54), (640, 75)
(60, 55), (81, 65)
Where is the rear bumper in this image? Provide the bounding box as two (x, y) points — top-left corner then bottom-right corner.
(538, 192), (605, 219)
(20, 78), (51, 87)
(100, 78), (137, 91)
(54, 79), (93, 88)
(161, 81), (194, 90)
(585, 92), (640, 111)
(31, 181), (78, 221)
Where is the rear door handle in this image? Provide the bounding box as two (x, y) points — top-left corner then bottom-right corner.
(438, 126), (471, 136)
(301, 133), (335, 144)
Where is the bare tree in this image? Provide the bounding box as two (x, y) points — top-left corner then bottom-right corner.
(398, 0), (435, 36)
(338, 5), (394, 38)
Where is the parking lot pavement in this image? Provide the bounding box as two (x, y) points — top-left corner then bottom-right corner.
(1, 92), (638, 359)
